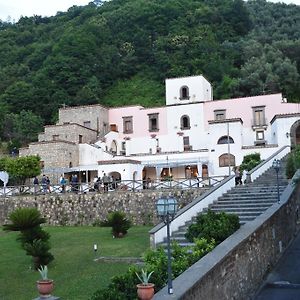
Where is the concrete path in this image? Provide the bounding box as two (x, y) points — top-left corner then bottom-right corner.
(255, 232), (300, 300)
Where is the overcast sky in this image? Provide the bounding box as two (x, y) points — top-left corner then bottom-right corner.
(0, 0), (299, 22)
(0, 0), (91, 22)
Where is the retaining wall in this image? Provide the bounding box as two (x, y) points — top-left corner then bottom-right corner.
(0, 189), (207, 226)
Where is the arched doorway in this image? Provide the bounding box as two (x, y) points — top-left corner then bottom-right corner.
(290, 120), (300, 148)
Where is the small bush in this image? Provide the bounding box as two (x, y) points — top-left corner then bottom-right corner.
(185, 210), (240, 244)
(90, 266), (139, 300)
(240, 153), (261, 173)
(101, 211), (132, 237)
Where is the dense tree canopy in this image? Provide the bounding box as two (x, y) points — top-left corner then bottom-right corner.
(0, 155), (41, 185)
(0, 0), (299, 147)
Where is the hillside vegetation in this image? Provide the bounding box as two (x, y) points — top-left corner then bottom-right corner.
(0, 0), (299, 149)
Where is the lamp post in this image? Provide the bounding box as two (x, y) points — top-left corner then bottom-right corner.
(156, 197), (178, 295)
(272, 159), (280, 203)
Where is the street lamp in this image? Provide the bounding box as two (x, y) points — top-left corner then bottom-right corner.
(156, 197), (178, 295)
(272, 159), (280, 203)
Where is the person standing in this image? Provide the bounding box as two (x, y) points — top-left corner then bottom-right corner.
(234, 166), (242, 186)
(41, 175), (47, 194)
(33, 176), (39, 194)
(102, 173), (110, 192)
(46, 176), (51, 193)
(60, 176), (66, 193)
(71, 174), (79, 193)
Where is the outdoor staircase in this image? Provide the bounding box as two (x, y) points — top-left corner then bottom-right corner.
(158, 158), (289, 248)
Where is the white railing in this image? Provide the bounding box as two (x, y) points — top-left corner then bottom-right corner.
(0, 176), (225, 197)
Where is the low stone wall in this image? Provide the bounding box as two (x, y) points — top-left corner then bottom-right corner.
(154, 173), (300, 300)
(0, 188), (208, 226)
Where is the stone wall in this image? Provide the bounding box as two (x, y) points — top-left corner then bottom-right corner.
(58, 104), (109, 136)
(19, 141), (79, 171)
(42, 124), (98, 144)
(154, 175), (300, 300)
(0, 188), (208, 226)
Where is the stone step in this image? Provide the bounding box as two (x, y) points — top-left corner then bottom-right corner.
(228, 186), (286, 192)
(210, 203), (272, 208)
(218, 199), (277, 204)
(209, 207), (268, 213)
(172, 232), (187, 238)
(220, 194), (278, 199)
(157, 241), (195, 248)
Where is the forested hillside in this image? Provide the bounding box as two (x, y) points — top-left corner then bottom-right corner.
(0, 0), (299, 150)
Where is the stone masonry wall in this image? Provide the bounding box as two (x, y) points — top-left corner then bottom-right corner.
(42, 124), (98, 144)
(19, 141), (79, 170)
(0, 189), (208, 226)
(58, 104), (109, 135)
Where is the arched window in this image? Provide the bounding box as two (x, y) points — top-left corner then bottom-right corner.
(219, 153), (235, 167)
(110, 140), (117, 155)
(217, 136), (234, 144)
(180, 86), (190, 100)
(180, 115), (190, 130)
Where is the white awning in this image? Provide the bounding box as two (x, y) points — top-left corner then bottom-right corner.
(142, 158), (208, 168)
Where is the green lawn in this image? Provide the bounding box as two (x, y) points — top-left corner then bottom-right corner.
(0, 226), (151, 300)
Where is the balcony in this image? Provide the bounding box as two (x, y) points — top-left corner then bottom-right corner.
(254, 140), (266, 146)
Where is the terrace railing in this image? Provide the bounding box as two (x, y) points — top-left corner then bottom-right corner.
(0, 176), (225, 197)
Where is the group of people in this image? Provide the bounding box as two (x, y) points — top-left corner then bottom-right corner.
(33, 174), (67, 194)
(33, 175), (51, 194)
(33, 173), (126, 194)
(94, 173), (119, 192)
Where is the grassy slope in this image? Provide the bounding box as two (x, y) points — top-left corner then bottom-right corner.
(0, 226), (151, 300)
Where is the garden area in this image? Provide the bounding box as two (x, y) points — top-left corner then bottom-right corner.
(0, 224), (151, 300)
(0, 206), (241, 300)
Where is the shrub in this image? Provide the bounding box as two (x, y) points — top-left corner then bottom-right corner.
(101, 211), (132, 237)
(90, 266), (139, 300)
(286, 146), (300, 179)
(185, 210), (240, 244)
(240, 153), (261, 173)
(90, 238), (216, 300)
(3, 208), (54, 269)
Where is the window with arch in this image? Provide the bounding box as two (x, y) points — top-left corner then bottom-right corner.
(180, 115), (190, 130)
(217, 136), (234, 144)
(219, 153), (235, 167)
(180, 86), (190, 100)
(110, 140), (117, 155)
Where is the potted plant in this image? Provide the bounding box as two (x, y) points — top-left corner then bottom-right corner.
(136, 269), (155, 300)
(37, 265), (54, 298)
